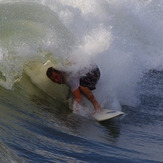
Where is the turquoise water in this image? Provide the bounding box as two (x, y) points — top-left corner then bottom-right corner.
(0, 1), (163, 162)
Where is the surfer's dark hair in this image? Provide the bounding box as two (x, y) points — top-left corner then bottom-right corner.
(46, 67), (60, 78)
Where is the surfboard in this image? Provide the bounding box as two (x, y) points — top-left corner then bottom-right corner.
(92, 109), (125, 121)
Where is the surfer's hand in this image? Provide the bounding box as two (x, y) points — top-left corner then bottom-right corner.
(72, 101), (80, 112)
(92, 104), (103, 114)
(95, 104), (103, 111)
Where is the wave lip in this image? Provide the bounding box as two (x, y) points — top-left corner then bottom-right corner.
(0, 2), (74, 89)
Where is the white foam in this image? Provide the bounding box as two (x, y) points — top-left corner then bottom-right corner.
(0, 0), (162, 108)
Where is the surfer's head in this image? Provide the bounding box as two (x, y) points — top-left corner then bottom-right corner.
(46, 67), (64, 84)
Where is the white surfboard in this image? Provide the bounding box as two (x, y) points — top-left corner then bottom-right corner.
(92, 109), (125, 121)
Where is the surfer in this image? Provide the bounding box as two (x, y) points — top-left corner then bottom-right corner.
(46, 66), (103, 113)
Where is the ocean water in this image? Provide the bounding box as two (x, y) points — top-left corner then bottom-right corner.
(0, 0), (163, 163)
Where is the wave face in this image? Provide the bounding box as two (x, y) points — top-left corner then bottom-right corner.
(0, 0), (162, 106)
(0, 1), (163, 162)
(0, 1), (74, 89)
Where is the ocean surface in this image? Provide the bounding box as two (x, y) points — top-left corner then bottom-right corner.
(0, 0), (163, 163)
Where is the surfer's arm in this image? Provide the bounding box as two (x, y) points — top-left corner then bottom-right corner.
(79, 86), (102, 112)
(73, 88), (82, 104)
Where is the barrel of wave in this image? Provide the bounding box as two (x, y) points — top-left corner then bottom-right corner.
(24, 60), (70, 102)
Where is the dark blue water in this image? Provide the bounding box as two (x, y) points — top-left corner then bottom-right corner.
(0, 71), (162, 163)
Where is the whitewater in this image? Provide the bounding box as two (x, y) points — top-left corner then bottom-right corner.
(0, 0), (162, 163)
